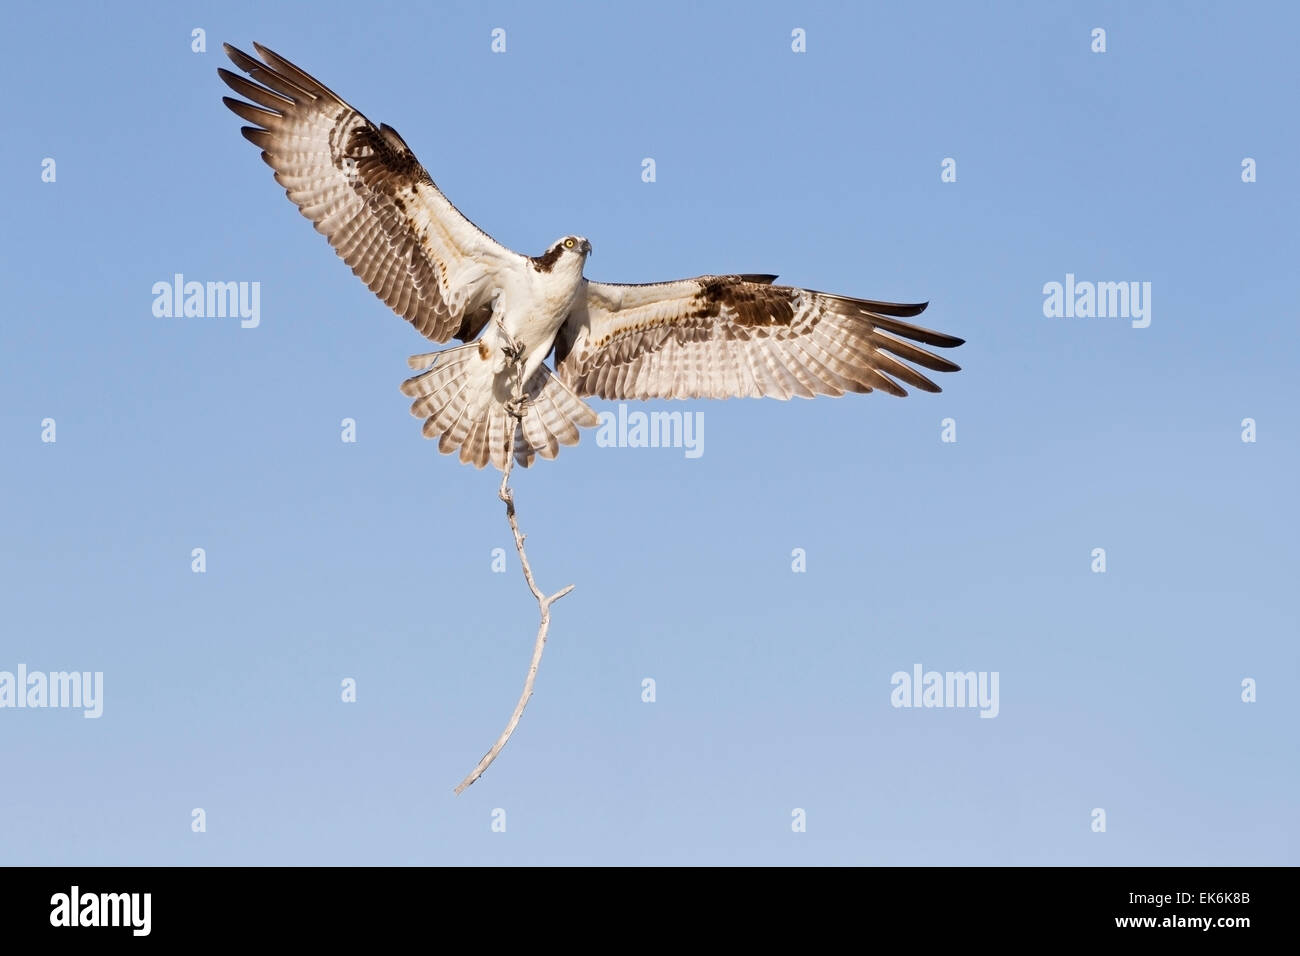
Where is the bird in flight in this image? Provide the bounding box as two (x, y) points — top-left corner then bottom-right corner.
(219, 43), (964, 469)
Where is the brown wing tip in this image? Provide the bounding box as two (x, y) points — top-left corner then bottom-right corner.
(925, 331), (964, 349)
(925, 335), (964, 350)
(251, 42), (288, 69)
(870, 299), (929, 318)
(222, 43), (260, 72)
(221, 95), (267, 125)
(865, 311), (965, 350)
(239, 126), (273, 148)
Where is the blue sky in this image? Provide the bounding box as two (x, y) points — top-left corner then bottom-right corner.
(1, 0), (1296, 865)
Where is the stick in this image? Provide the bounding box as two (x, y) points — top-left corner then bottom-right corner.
(453, 324), (574, 794)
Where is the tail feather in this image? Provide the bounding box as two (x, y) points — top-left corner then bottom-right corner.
(434, 375), (485, 452)
(412, 368), (468, 418)
(488, 403), (508, 470)
(421, 373), (480, 446)
(539, 380), (582, 446)
(518, 400), (557, 465)
(431, 371), (478, 436)
(416, 371), (474, 425)
(461, 417), (490, 468)
(407, 350), (441, 370)
(401, 344), (598, 470)
(441, 393), (479, 451)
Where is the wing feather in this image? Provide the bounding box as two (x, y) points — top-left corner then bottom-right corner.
(555, 276), (963, 402)
(219, 43), (523, 343)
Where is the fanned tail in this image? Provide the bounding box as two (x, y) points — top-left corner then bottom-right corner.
(400, 345), (598, 469)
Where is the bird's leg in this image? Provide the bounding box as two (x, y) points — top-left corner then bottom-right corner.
(504, 394), (527, 420)
(502, 336), (526, 365)
(493, 318), (528, 420)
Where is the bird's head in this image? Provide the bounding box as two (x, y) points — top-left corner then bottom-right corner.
(553, 235), (592, 258)
(533, 235), (592, 275)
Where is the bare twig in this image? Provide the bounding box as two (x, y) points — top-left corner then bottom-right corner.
(454, 323), (575, 795)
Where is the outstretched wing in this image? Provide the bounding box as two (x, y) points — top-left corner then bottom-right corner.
(554, 275), (963, 401)
(219, 43), (520, 343)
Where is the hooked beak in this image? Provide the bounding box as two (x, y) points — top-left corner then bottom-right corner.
(580, 239), (592, 256)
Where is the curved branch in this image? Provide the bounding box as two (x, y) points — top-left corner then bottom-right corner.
(454, 325), (574, 794)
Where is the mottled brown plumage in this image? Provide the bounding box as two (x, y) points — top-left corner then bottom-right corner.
(219, 43), (518, 346)
(555, 277), (962, 403)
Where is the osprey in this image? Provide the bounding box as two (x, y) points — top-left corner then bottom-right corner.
(219, 44), (964, 469)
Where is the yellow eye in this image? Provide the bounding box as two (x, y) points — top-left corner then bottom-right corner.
(564, 238), (575, 249)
